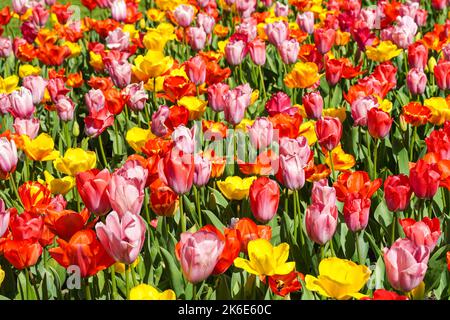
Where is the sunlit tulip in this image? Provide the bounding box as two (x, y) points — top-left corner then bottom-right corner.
(54, 148), (96, 176)
(76, 168), (112, 216)
(22, 133), (59, 161)
(249, 177), (279, 223)
(130, 284), (176, 300)
(217, 176), (257, 200)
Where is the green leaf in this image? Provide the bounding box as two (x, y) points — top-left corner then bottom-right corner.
(203, 209), (226, 230)
(207, 187), (229, 208)
(159, 247), (185, 297)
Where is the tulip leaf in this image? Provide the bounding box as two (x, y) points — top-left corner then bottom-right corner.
(374, 201), (392, 228)
(207, 187), (229, 208)
(374, 255), (385, 289)
(159, 247), (185, 297)
(203, 209), (226, 230)
(330, 85), (342, 107)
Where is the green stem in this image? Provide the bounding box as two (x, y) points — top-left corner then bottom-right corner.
(329, 149), (336, 181)
(373, 139), (378, 179)
(194, 186), (202, 227)
(179, 196), (186, 233)
(84, 278), (92, 300)
(125, 265), (130, 299)
(98, 134), (109, 169)
(110, 266), (118, 300)
(295, 190), (304, 246)
(258, 65), (266, 100)
(130, 264), (138, 286)
(391, 214), (397, 245)
(25, 268), (31, 300)
(356, 232), (363, 264)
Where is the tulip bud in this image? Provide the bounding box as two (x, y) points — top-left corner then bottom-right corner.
(249, 177), (280, 223)
(302, 91), (323, 120)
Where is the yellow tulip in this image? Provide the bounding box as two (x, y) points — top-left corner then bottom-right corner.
(89, 51), (104, 70)
(22, 133), (60, 161)
(144, 75), (165, 92)
(424, 97), (450, 125)
(132, 51), (174, 81)
(143, 23), (176, 51)
(366, 41), (402, 62)
(54, 148), (97, 176)
(123, 24), (140, 39)
(155, 0), (187, 10)
(114, 257), (140, 273)
(284, 62), (321, 89)
(19, 64), (41, 78)
(217, 39), (229, 54)
(407, 281), (425, 300)
(178, 96), (207, 120)
(379, 99), (393, 113)
(62, 41), (81, 58)
(299, 121), (318, 146)
(235, 118), (255, 132)
(126, 127), (155, 153)
(0, 266), (4, 288)
(251, 90), (259, 104)
(325, 145), (356, 171)
(323, 107), (347, 123)
(305, 257), (371, 300)
(43, 171), (75, 195)
(234, 239), (295, 276)
(146, 8), (166, 22)
(129, 284), (176, 300)
(0, 75), (19, 94)
(217, 176), (257, 200)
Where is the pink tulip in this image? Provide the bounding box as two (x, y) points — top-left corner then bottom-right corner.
(151, 105), (170, 137)
(76, 169), (112, 216)
(296, 11), (314, 34)
(383, 238), (430, 292)
(265, 91), (296, 116)
(0, 94), (11, 115)
(197, 13), (215, 34)
(343, 193), (371, 232)
(279, 136), (311, 190)
(178, 230), (224, 283)
(236, 0), (256, 18)
(248, 117), (274, 150)
(311, 179), (336, 207)
(302, 91), (323, 120)
(171, 125), (196, 154)
(21, 21), (38, 44)
(111, 0), (127, 22)
(249, 177), (280, 223)
(315, 116), (342, 151)
(185, 56), (206, 85)
(12, 0), (29, 14)
(9, 87), (35, 119)
(400, 217), (441, 252)
(275, 1), (289, 17)
(415, 9), (427, 27)
(0, 199), (11, 238)
(117, 159), (149, 190)
(96, 210), (146, 264)
(225, 39), (247, 66)
(0, 37), (12, 58)
(174, 4), (194, 28)
(123, 82), (148, 112)
(85, 89), (106, 114)
(264, 21), (288, 47)
(278, 39), (299, 65)
(106, 28), (130, 51)
(350, 96), (378, 127)
(158, 147), (195, 195)
(0, 138), (18, 179)
(305, 202), (338, 245)
(105, 60), (131, 88)
(223, 84), (252, 125)
(248, 38), (266, 66)
(22, 76), (47, 105)
(187, 27), (207, 51)
(55, 96), (75, 121)
(13, 118), (40, 139)
(207, 83), (229, 112)
(194, 154), (211, 187)
(407, 68), (427, 95)
(359, 8), (378, 30)
(314, 28), (336, 54)
(236, 20), (257, 41)
(31, 4), (49, 27)
(84, 109), (114, 138)
(47, 78), (70, 104)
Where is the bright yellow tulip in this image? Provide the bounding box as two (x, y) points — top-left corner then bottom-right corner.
(424, 97), (450, 125)
(235, 118), (254, 132)
(22, 133), (60, 161)
(18, 65), (41, 78)
(42, 171), (75, 195)
(62, 41), (81, 58)
(126, 127), (155, 153)
(129, 284), (176, 300)
(325, 144), (356, 171)
(299, 121), (317, 146)
(0, 266), (4, 288)
(323, 107), (347, 122)
(234, 239), (295, 276)
(305, 257), (371, 300)
(366, 41), (402, 62)
(178, 96), (207, 120)
(132, 51), (174, 82)
(143, 23), (176, 51)
(89, 51), (104, 70)
(217, 176), (257, 200)
(284, 62), (321, 89)
(0, 75), (19, 94)
(54, 148), (97, 176)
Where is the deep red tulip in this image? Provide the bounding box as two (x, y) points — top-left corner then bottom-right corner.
(367, 108), (393, 139)
(384, 174), (412, 212)
(315, 116), (342, 151)
(249, 177), (280, 223)
(409, 159), (441, 199)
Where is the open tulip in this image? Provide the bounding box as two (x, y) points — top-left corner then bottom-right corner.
(54, 148), (96, 176)
(130, 284), (176, 300)
(399, 217), (441, 251)
(22, 133), (60, 162)
(217, 176), (257, 200)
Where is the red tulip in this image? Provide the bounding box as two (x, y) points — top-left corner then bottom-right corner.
(434, 59), (450, 91)
(334, 171), (382, 202)
(230, 218), (272, 253)
(44, 208), (94, 241)
(313, 28), (336, 54)
(367, 108), (393, 139)
(158, 147), (195, 195)
(408, 42), (428, 70)
(325, 59), (344, 86)
(399, 217), (441, 251)
(267, 271), (304, 297)
(302, 91), (323, 120)
(384, 174), (412, 212)
(315, 116), (342, 151)
(409, 159), (441, 199)
(249, 177), (280, 223)
(360, 289), (408, 300)
(3, 239), (42, 270)
(76, 169), (111, 216)
(343, 192), (371, 232)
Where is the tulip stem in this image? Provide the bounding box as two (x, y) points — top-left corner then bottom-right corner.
(391, 214), (397, 245)
(329, 150), (336, 181)
(25, 268), (31, 300)
(98, 134), (109, 169)
(192, 283), (197, 300)
(258, 65), (266, 100)
(179, 196), (186, 233)
(84, 278), (92, 300)
(409, 126), (417, 161)
(125, 265), (130, 299)
(9, 177), (22, 209)
(194, 186), (202, 227)
(110, 266), (118, 300)
(356, 232), (363, 265)
(130, 264), (138, 286)
(294, 190), (305, 247)
(373, 139), (378, 179)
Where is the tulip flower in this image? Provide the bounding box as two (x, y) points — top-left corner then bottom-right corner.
(0, 137), (18, 179)
(361, 289), (408, 300)
(76, 168), (112, 216)
(409, 159), (441, 199)
(249, 177), (280, 223)
(267, 271), (304, 297)
(9, 87), (35, 119)
(265, 91), (296, 116)
(187, 27), (207, 51)
(305, 257), (371, 300)
(334, 171), (382, 202)
(54, 148), (97, 176)
(278, 39), (299, 65)
(399, 217), (441, 251)
(44, 208), (91, 242)
(22, 75), (47, 105)
(230, 217), (272, 253)
(314, 28), (336, 54)
(217, 176), (257, 200)
(149, 178), (178, 217)
(185, 56), (206, 85)
(225, 39), (247, 66)
(247, 117), (274, 150)
(434, 60), (450, 91)
(3, 239), (42, 270)
(383, 238), (430, 292)
(305, 201), (338, 245)
(248, 38), (266, 66)
(171, 125), (196, 154)
(123, 82), (148, 112)
(13, 118), (40, 139)
(130, 284), (176, 300)
(296, 11), (314, 34)
(177, 230), (225, 283)
(284, 62), (320, 89)
(303, 91), (323, 120)
(18, 181), (52, 213)
(0, 199), (11, 238)
(22, 133), (60, 161)
(343, 193), (371, 232)
(367, 108), (393, 139)
(408, 42), (428, 70)
(193, 154), (211, 187)
(366, 41), (402, 62)
(173, 4), (194, 27)
(234, 239), (295, 276)
(207, 82), (229, 112)
(325, 59), (344, 86)
(223, 84), (252, 125)
(384, 174), (412, 212)
(107, 170), (146, 217)
(315, 116), (342, 151)
(158, 147), (195, 195)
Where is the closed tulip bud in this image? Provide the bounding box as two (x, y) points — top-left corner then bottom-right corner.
(249, 177), (280, 223)
(107, 171), (146, 217)
(187, 27), (207, 51)
(296, 11), (314, 34)
(248, 38), (266, 66)
(197, 13), (215, 34)
(225, 39), (247, 66)
(278, 39), (299, 65)
(302, 91), (323, 120)
(407, 68), (427, 95)
(383, 238), (429, 292)
(434, 60), (450, 90)
(264, 21), (288, 47)
(224, 84), (252, 125)
(185, 56), (206, 85)
(399, 217), (441, 252)
(172, 125), (196, 154)
(207, 83), (229, 112)
(0, 138), (18, 179)
(106, 60), (131, 88)
(76, 169), (112, 216)
(9, 87), (35, 119)
(384, 174), (412, 212)
(415, 9), (427, 27)
(325, 59), (344, 86)
(367, 108), (393, 139)
(194, 154), (211, 187)
(151, 105), (170, 137)
(178, 230), (225, 283)
(173, 4), (194, 28)
(111, 0), (127, 22)
(279, 136), (310, 190)
(13, 118), (40, 139)
(315, 116), (342, 151)
(236, 0), (256, 18)
(305, 202), (338, 245)
(248, 117), (274, 150)
(408, 42), (428, 70)
(409, 160), (440, 199)
(158, 147), (195, 195)
(313, 28), (336, 54)
(96, 211), (146, 264)
(428, 56), (437, 73)
(55, 96), (75, 121)
(149, 179), (178, 217)
(72, 121), (80, 137)
(311, 179), (336, 207)
(265, 91), (296, 116)
(275, 1), (289, 17)
(351, 96), (378, 127)
(22, 75), (47, 105)
(343, 193), (371, 232)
